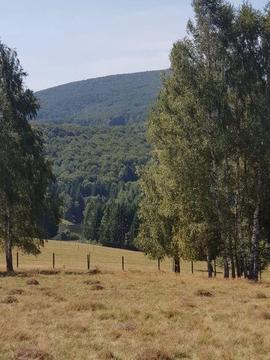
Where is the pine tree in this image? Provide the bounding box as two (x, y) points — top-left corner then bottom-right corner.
(83, 196), (104, 241)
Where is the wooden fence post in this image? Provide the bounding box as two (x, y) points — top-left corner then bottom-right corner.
(214, 259), (217, 277)
(122, 256), (125, 271)
(191, 261), (194, 274)
(16, 252), (19, 268)
(173, 258), (180, 273)
(53, 253), (55, 269)
(87, 254), (90, 270)
(158, 258), (161, 271)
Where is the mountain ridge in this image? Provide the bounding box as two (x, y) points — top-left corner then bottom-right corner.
(36, 69), (167, 126)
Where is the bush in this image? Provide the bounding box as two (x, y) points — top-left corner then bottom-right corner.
(54, 230), (80, 241)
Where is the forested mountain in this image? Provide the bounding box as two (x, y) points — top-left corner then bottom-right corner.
(41, 123), (149, 247)
(36, 70), (166, 126)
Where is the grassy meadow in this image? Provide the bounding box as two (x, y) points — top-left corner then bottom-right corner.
(0, 241), (269, 359)
(0, 240), (208, 274)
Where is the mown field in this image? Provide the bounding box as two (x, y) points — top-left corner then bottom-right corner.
(0, 241), (270, 360)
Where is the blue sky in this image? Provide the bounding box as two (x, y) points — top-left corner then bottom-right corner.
(0, 0), (267, 90)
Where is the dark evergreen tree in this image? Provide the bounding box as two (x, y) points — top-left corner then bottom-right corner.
(83, 196), (104, 241)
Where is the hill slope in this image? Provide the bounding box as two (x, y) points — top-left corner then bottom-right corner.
(36, 70), (166, 126)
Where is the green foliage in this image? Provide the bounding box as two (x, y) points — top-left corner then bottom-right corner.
(82, 184), (140, 249)
(138, 0), (270, 280)
(99, 183), (140, 249)
(35, 70), (167, 249)
(41, 123), (149, 226)
(36, 71), (166, 126)
(136, 163), (175, 260)
(0, 41), (60, 271)
(54, 230), (80, 241)
(83, 196), (104, 241)
(41, 184), (62, 238)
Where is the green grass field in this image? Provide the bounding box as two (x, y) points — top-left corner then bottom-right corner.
(0, 240), (208, 275)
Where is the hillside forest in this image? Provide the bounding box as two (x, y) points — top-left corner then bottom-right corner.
(34, 70), (165, 248)
(41, 123), (149, 248)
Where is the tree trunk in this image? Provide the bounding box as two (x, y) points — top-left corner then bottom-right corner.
(235, 254), (241, 278)
(235, 155), (246, 279)
(231, 257), (236, 279)
(249, 169), (261, 281)
(224, 256), (229, 278)
(207, 261), (213, 278)
(207, 252), (213, 278)
(4, 214), (13, 273)
(243, 257), (247, 279)
(249, 202), (260, 281)
(228, 237), (235, 279)
(174, 255), (180, 273)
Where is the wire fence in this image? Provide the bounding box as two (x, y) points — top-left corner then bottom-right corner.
(0, 240), (210, 274)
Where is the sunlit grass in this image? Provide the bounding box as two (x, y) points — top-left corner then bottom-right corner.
(0, 240), (208, 274)
(0, 241), (269, 359)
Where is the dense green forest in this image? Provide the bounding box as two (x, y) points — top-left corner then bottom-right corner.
(40, 123), (149, 247)
(36, 70), (165, 126)
(35, 70), (165, 248)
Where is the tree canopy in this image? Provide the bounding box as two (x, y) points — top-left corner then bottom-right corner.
(0, 41), (60, 272)
(137, 0), (270, 281)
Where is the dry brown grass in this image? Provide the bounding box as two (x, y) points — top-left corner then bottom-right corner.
(0, 242), (269, 359)
(0, 269), (269, 359)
